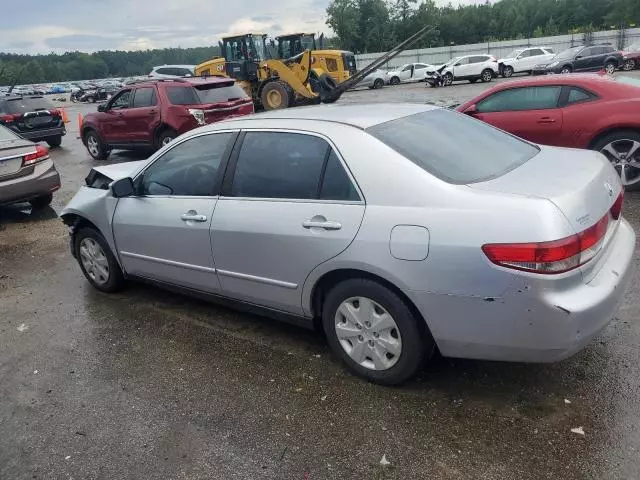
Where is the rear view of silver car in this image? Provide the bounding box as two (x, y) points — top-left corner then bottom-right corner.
(61, 104), (635, 385)
(0, 124), (60, 209)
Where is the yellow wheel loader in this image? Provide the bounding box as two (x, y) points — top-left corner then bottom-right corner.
(195, 26), (435, 111)
(275, 33), (357, 84)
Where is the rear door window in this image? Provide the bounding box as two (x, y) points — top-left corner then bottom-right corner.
(477, 86), (562, 112)
(366, 109), (539, 184)
(320, 151), (360, 201)
(132, 87), (157, 108)
(529, 49), (545, 56)
(166, 86), (200, 105)
(230, 132), (329, 199)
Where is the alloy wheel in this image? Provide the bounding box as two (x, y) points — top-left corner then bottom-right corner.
(87, 135), (100, 157)
(79, 238), (110, 285)
(161, 136), (173, 146)
(334, 297), (402, 371)
(561, 67), (571, 74)
(482, 71), (492, 82)
(605, 63), (616, 74)
(600, 139), (640, 187)
(624, 59), (635, 71)
(504, 66), (513, 77)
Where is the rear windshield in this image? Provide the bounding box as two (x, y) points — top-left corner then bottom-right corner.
(1, 97), (54, 114)
(0, 124), (19, 142)
(195, 83), (248, 103)
(366, 109), (539, 184)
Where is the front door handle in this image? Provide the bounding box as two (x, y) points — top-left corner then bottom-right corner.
(181, 211), (207, 222)
(303, 220), (342, 230)
(537, 117), (556, 124)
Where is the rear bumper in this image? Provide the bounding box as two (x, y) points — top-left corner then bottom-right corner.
(406, 219), (635, 362)
(15, 126), (66, 141)
(0, 159), (61, 205)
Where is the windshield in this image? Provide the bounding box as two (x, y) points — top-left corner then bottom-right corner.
(301, 35), (315, 50)
(366, 109), (539, 184)
(2, 97), (54, 114)
(248, 36), (266, 61)
(506, 49), (524, 59)
(194, 83), (248, 103)
(555, 46), (583, 60)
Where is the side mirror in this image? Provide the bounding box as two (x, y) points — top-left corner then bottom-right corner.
(464, 104), (478, 115)
(111, 177), (135, 198)
(576, 55), (583, 60)
(97, 104), (106, 112)
(454, 63), (461, 67)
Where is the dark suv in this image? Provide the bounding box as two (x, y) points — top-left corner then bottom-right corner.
(81, 78), (254, 160)
(532, 44), (623, 75)
(0, 96), (66, 147)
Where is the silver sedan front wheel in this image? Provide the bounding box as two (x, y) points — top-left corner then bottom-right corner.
(600, 139), (640, 187)
(335, 297), (402, 371)
(79, 238), (110, 285)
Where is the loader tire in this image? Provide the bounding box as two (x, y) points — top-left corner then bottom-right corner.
(261, 81), (294, 110)
(318, 74), (340, 104)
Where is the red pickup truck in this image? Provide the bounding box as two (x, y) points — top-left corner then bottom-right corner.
(81, 77), (254, 160)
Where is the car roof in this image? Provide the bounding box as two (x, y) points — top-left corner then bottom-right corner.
(485, 73), (619, 89)
(230, 103), (439, 130)
(128, 77), (233, 88)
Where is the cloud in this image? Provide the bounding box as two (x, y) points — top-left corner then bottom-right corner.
(0, 0), (491, 54)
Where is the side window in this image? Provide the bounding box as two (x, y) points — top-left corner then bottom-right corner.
(132, 87), (156, 108)
(529, 49), (545, 56)
(402, 65), (412, 71)
(567, 87), (595, 105)
(518, 50), (531, 59)
(415, 63), (428, 69)
(231, 132), (329, 199)
(109, 90), (131, 109)
(455, 57), (469, 66)
(156, 68), (170, 75)
(477, 86), (562, 113)
(179, 68), (193, 77)
(326, 58), (338, 72)
(320, 151), (360, 201)
(580, 47), (595, 57)
(140, 133), (234, 196)
(545, 48), (555, 54)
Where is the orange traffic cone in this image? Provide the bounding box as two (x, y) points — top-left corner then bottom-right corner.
(77, 113), (83, 129)
(61, 107), (70, 123)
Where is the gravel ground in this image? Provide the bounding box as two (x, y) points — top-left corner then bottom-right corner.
(1, 73), (640, 480)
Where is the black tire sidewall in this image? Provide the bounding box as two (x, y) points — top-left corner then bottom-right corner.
(156, 129), (177, 149)
(85, 130), (107, 160)
(29, 193), (52, 210)
(374, 78), (384, 89)
(481, 69), (493, 82)
(390, 76), (400, 85)
(74, 227), (125, 293)
(47, 136), (62, 148)
(504, 66), (513, 77)
(592, 130), (640, 191)
(261, 82), (290, 110)
(322, 279), (433, 385)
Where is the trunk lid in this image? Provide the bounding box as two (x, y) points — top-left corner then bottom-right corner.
(470, 145), (623, 282)
(0, 141), (35, 180)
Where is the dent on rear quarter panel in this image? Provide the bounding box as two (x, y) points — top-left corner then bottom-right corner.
(61, 187), (120, 263)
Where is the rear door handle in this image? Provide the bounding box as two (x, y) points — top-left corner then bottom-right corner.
(303, 220), (342, 230)
(537, 117), (556, 124)
(148, 110), (157, 115)
(181, 212), (207, 222)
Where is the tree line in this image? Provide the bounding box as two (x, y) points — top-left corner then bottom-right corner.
(0, 46), (220, 86)
(326, 0), (638, 53)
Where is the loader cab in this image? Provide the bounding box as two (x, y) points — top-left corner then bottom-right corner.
(276, 33), (316, 59)
(222, 33), (267, 82)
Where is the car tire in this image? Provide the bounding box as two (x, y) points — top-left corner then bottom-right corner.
(84, 130), (109, 160)
(322, 278), (435, 385)
(389, 76), (400, 86)
(591, 130), (640, 190)
(560, 66), (572, 74)
(443, 72), (454, 86)
(156, 129), (178, 149)
(605, 61), (617, 75)
(502, 66), (514, 78)
(46, 135), (62, 148)
(623, 59), (636, 71)
(74, 227), (125, 293)
(87, 96), (95, 103)
(469, 78), (478, 84)
(373, 78), (384, 89)
(481, 69), (493, 83)
(29, 193), (53, 210)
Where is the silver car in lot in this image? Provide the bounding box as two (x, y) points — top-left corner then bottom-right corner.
(61, 104), (635, 385)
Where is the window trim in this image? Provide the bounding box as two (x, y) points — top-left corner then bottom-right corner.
(133, 129), (240, 198)
(132, 86), (157, 109)
(476, 85), (564, 113)
(220, 128), (365, 204)
(558, 85), (599, 107)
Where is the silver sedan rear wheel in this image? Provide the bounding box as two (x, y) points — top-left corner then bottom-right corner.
(600, 139), (640, 187)
(79, 238), (110, 285)
(334, 296), (402, 371)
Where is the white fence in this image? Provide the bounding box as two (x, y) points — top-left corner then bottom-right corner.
(355, 27), (640, 70)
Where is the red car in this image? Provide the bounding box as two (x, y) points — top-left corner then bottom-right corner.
(81, 77), (254, 160)
(457, 74), (640, 188)
(622, 42), (640, 71)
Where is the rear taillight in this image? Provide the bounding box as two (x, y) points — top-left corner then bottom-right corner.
(482, 214), (610, 274)
(23, 145), (50, 166)
(0, 113), (17, 123)
(610, 191), (624, 220)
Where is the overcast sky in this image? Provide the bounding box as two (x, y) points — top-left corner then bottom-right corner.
(1, 0), (490, 54)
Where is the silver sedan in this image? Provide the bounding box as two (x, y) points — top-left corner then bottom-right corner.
(61, 104), (635, 385)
